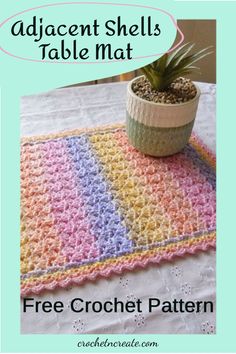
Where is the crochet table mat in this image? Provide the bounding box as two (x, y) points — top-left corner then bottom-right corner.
(21, 125), (216, 296)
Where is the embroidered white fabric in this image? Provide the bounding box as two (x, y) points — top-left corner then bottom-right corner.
(20, 81), (216, 334)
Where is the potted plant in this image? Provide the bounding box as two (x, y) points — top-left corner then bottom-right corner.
(126, 43), (212, 156)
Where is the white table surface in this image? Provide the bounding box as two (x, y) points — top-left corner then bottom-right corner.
(20, 81), (216, 334)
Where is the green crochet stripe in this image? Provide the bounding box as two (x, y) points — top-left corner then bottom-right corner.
(126, 113), (195, 157)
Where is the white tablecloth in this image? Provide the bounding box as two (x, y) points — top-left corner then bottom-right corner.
(20, 81), (216, 334)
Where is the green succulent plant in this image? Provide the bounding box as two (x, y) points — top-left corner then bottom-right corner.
(141, 43), (213, 91)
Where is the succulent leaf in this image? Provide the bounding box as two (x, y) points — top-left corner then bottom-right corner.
(167, 43), (195, 69)
(140, 43), (213, 91)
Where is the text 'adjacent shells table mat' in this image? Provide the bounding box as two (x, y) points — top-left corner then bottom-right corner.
(20, 125), (216, 296)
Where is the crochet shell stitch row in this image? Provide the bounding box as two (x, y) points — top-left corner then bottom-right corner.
(21, 125), (216, 296)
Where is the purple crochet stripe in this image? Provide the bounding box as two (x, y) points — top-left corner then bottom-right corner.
(66, 135), (134, 258)
(185, 144), (216, 189)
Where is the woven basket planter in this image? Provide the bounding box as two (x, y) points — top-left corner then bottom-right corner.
(126, 76), (201, 157)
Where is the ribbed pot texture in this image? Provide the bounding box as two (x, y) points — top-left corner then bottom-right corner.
(126, 76), (201, 157)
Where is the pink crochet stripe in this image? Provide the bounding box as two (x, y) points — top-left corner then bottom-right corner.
(21, 144), (67, 270)
(39, 140), (100, 263)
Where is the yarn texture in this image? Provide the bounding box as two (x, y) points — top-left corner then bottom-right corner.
(21, 125), (216, 296)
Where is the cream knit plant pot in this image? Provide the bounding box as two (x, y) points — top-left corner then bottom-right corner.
(126, 76), (201, 157)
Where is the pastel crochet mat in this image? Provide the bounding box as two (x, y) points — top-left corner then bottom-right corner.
(21, 125), (216, 296)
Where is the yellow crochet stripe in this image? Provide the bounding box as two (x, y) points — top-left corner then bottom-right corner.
(21, 231), (216, 288)
(88, 132), (173, 245)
